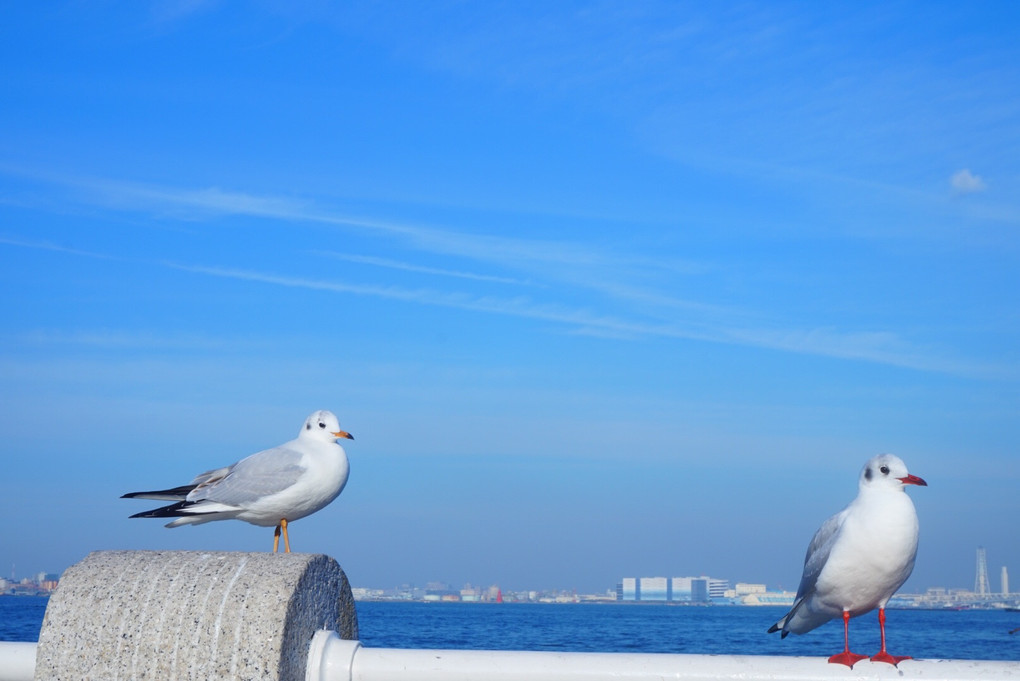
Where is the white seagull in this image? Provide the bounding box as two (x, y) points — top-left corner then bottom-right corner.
(123, 410), (353, 553)
(768, 454), (927, 667)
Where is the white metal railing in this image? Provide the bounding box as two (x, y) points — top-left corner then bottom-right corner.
(0, 642), (35, 681)
(3, 635), (1019, 681)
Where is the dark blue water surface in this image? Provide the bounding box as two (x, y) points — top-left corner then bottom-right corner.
(0, 597), (49, 643)
(357, 602), (1019, 661)
(3, 597), (1018, 660)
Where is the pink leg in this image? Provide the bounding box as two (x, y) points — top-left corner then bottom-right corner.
(828, 610), (868, 668)
(870, 607), (912, 666)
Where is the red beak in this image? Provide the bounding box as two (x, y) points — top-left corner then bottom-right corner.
(898, 474), (927, 487)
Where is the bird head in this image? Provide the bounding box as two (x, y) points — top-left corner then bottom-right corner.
(860, 453), (926, 491)
(301, 410), (354, 442)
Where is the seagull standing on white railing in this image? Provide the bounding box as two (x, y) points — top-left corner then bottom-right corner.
(768, 453), (927, 668)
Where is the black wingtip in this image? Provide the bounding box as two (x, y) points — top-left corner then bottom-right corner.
(128, 501), (195, 519)
(121, 484), (197, 501)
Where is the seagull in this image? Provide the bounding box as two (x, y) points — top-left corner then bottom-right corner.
(123, 410), (353, 553)
(768, 454), (927, 668)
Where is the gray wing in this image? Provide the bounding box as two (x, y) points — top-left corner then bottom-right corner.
(794, 507), (849, 601)
(186, 446), (306, 507)
(769, 506), (850, 636)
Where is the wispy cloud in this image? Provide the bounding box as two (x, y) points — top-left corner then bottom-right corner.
(0, 168), (1004, 380)
(317, 252), (536, 287)
(950, 168), (987, 196)
(164, 262), (635, 332)
(165, 261), (1002, 378)
(0, 235), (126, 261)
(0, 165), (713, 309)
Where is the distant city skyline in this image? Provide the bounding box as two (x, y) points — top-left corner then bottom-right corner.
(6, 545), (1012, 602)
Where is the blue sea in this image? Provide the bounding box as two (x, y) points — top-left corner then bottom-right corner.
(3, 597), (1018, 661)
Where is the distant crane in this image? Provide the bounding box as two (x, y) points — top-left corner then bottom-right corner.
(975, 546), (989, 596)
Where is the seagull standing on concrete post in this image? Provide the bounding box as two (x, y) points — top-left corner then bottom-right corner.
(123, 410), (354, 553)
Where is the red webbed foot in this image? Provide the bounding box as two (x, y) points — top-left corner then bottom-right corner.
(870, 651), (912, 666)
(828, 651), (868, 668)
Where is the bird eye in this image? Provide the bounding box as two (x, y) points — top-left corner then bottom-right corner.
(319, 421), (326, 429)
(880, 465), (890, 475)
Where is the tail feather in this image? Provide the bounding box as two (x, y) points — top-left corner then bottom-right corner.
(128, 501), (196, 519)
(768, 598), (805, 638)
(121, 484), (197, 501)
(128, 498), (242, 526)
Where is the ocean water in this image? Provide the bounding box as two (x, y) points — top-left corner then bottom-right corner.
(0, 597), (49, 643)
(356, 602), (1020, 661)
(3, 597), (1018, 661)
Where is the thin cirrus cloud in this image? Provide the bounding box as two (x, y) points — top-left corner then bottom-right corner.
(0, 169), (997, 378)
(163, 261), (994, 378)
(2, 227), (981, 376)
(7, 166), (715, 310)
(317, 252), (536, 287)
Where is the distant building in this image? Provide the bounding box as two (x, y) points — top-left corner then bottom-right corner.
(617, 575), (729, 603)
(671, 577), (692, 601)
(708, 578), (729, 599)
(618, 577), (637, 601)
(639, 577), (668, 601)
(424, 581), (459, 602)
(737, 590), (796, 606)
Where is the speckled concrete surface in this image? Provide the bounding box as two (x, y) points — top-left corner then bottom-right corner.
(34, 550), (358, 680)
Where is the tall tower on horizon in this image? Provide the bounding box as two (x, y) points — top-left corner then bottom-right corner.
(975, 546), (989, 595)
(1003, 566), (1010, 595)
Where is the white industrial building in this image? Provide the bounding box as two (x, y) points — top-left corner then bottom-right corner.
(616, 576), (730, 603)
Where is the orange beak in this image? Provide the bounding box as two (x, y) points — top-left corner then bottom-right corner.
(333, 430), (354, 440)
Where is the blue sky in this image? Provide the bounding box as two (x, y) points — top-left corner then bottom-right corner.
(1, 2), (1018, 596)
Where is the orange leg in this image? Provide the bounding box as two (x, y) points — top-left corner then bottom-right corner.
(870, 607), (912, 666)
(280, 518), (291, 553)
(828, 610), (868, 668)
(273, 524), (281, 553)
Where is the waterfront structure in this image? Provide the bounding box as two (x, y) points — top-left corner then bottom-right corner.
(1002, 566), (1009, 595)
(723, 583), (797, 606)
(975, 546), (989, 595)
(735, 590), (796, 606)
(0, 573), (60, 596)
(616, 576), (730, 603)
(639, 577), (668, 601)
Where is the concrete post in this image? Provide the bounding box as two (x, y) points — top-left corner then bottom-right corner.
(34, 550), (358, 681)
